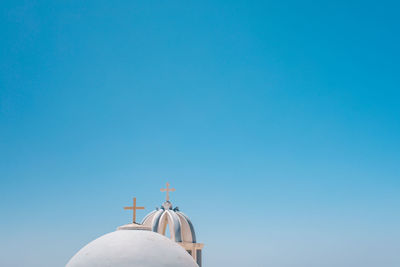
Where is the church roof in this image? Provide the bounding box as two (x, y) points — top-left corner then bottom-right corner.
(67, 185), (203, 267)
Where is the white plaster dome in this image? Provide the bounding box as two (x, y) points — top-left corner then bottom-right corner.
(66, 228), (198, 267)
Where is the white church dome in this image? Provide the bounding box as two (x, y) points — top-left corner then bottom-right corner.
(66, 226), (198, 267)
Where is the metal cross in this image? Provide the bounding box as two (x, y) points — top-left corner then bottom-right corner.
(160, 182), (176, 201)
(123, 197), (145, 223)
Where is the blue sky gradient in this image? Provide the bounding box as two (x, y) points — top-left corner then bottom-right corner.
(1, 1), (399, 266)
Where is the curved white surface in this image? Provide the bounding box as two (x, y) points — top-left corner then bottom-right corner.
(66, 230), (198, 267)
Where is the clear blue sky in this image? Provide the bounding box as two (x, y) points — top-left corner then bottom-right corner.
(1, 1), (399, 266)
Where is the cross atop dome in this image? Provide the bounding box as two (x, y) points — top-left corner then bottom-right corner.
(160, 182), (175, 201)
(123, 197), (145, 223)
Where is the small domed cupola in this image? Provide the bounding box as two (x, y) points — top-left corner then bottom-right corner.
(141, 183), (204, 266)
(141, 200), (197, 243)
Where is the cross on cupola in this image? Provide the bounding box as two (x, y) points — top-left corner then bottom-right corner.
(123, 197), (145, 223)
(141, 182), (204, 266)
(160, 182), (176, 201)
